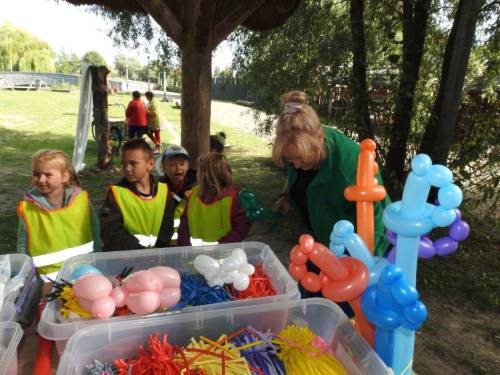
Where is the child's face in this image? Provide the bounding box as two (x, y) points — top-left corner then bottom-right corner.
(121, 149), (154, 184)
(32, 162), (69, 196)
(162, 156), (189, 185)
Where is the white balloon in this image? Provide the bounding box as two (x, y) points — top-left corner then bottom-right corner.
(221, 254), (242, 272)
(233, 274), (250, 291)
(194, 255), (219, 275)
(207, 277), (224, 288)
(239, 263), (255, 276)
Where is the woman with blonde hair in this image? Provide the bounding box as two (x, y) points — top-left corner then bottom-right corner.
(272, 90), (390, 256)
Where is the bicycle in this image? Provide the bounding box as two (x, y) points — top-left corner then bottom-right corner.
(91, 103), (126, 153)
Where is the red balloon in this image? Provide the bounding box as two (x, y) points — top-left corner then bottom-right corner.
(299, 234), (315, 254)
(301, 272), (322, 292)
(289, 263), (307, 280)
(290, 245), (308, 265)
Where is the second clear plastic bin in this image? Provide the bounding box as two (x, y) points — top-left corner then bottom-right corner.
(57, 298), (391, 375)
(0, 321), (23, 375)
(38, 242), (300, 353)
(0, 254), (36, 323)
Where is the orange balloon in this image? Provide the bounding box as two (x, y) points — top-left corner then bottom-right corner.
(290, 245), (308, 265)
(301, 272), (322, 292)
(289, 263), (307, 280)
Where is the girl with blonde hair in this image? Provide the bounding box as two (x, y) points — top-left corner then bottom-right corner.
(272, 90), (390, 256)
(177, 152), (250, 246)
(17, 149), (101, 279)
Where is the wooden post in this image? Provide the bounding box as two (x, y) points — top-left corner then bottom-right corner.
(89, 65), (112, 169)
(181, 47), (212, 165)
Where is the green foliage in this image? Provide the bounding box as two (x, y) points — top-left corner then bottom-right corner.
(0, 22), (55, 72)
(81, 50), (107, 67)
(55, 50), (81, 74)
(113, 53), (145, 80)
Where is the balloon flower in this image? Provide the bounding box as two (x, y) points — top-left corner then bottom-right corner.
(193, 248), (255, 291)
(362, 265), (427, 367)
(344, 139), (387, 254)
(382, 154), (463, 375)
(72, 265), (181, 318)
(387, 208), (469, 262)
(289, 234), (372, 345)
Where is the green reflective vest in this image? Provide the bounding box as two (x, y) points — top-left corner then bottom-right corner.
(286, 126), (390, 256)
(187, 186), (233, 243)
(17, 190), (93, 276)
(111, 183), (168, 246)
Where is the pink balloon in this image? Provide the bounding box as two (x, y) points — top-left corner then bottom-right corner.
(123, 270), (163, 293)
(150, 266), (181, 288)
(159, 288), (181, 308)
(126, 292), (161, 315)
(90, 296), (116, 319)
(78, 297), (93, 312)
(110, 287), (128, 308)
(73, 274), (112, 301)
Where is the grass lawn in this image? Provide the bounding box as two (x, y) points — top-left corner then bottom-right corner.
(0, 90), (498, 374)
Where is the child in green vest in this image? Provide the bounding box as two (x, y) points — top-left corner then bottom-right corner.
(17, 149), (101, 281)
(101, 138), (175, 251)
(177, 152), (251, 246)
(158, 145), (197, 243)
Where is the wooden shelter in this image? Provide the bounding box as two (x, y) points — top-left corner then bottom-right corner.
(62, 0), (300, 163)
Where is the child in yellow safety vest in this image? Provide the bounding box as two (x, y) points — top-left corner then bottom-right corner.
(17, 149), (101, 281)
(101, 138), (175, 251)
(158, 145), (197, 244)
(177, 152), (251, 246)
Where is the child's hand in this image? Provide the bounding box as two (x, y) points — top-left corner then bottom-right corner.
(272, 196), (289, 215)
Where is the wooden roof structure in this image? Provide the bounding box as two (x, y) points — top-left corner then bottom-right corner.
(60, 0), (300, 161)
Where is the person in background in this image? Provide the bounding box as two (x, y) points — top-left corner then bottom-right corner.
(145, 91), (162, 154)
(158, 145), (197, 243)
(100, 138), (174, 251)
(125, 91), (148, 139)
(210, 131), (226, 153)
(177, 152), (250, 246)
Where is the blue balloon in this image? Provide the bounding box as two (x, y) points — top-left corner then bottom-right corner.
(438, 184), (463, 209)
(71, 264), (102, 280)
(411, 154), (432, 176)
(428, 165), (453, 187)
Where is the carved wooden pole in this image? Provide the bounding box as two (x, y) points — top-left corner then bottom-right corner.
(90, 65), (112, 169)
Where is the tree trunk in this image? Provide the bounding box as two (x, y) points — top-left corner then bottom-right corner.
(181, 46), (212, 165)
(350, 0), (374, 141)
(387, 0), (431, 188)
(90, 65), (112, 169)
(419, 0), (483, 164)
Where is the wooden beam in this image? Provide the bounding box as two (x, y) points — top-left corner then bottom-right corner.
(211, 0), (267, 49)
(136, 0), (182, 45)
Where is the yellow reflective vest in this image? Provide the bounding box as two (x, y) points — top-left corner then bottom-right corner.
(17, 190), (93, 277)
(110, 183), (168, 247)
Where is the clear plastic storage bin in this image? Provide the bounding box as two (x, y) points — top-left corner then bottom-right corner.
(0, 322), (23, 375)
(0, 254), (36, 323)
(58, 298), (391, 375)
(39, 242), (300, 353)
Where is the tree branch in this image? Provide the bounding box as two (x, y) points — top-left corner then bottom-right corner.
(211, 0), (267, 49)
(135, 0), (181, 45)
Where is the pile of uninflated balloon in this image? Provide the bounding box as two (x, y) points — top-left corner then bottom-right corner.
(85, 324), (348, 375)
(289, 140), (470, 375)
(49, 249), (277, 320)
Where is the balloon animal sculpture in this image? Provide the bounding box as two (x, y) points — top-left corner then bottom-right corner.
(289, 149), (468, 375)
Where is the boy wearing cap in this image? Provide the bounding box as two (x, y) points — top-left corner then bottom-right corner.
(159, 145), (197, 242)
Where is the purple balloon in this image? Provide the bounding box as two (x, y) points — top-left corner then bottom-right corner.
(388, 248), (396, 263)
(386, 229), (397, 245)
(449, 220), (470, 241)
(453, 208), (462, 221)
(434, 237), (458, 256)
(419, 236), (436, 259)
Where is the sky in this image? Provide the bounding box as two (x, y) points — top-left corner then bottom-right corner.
(1, 0), (233, 71)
